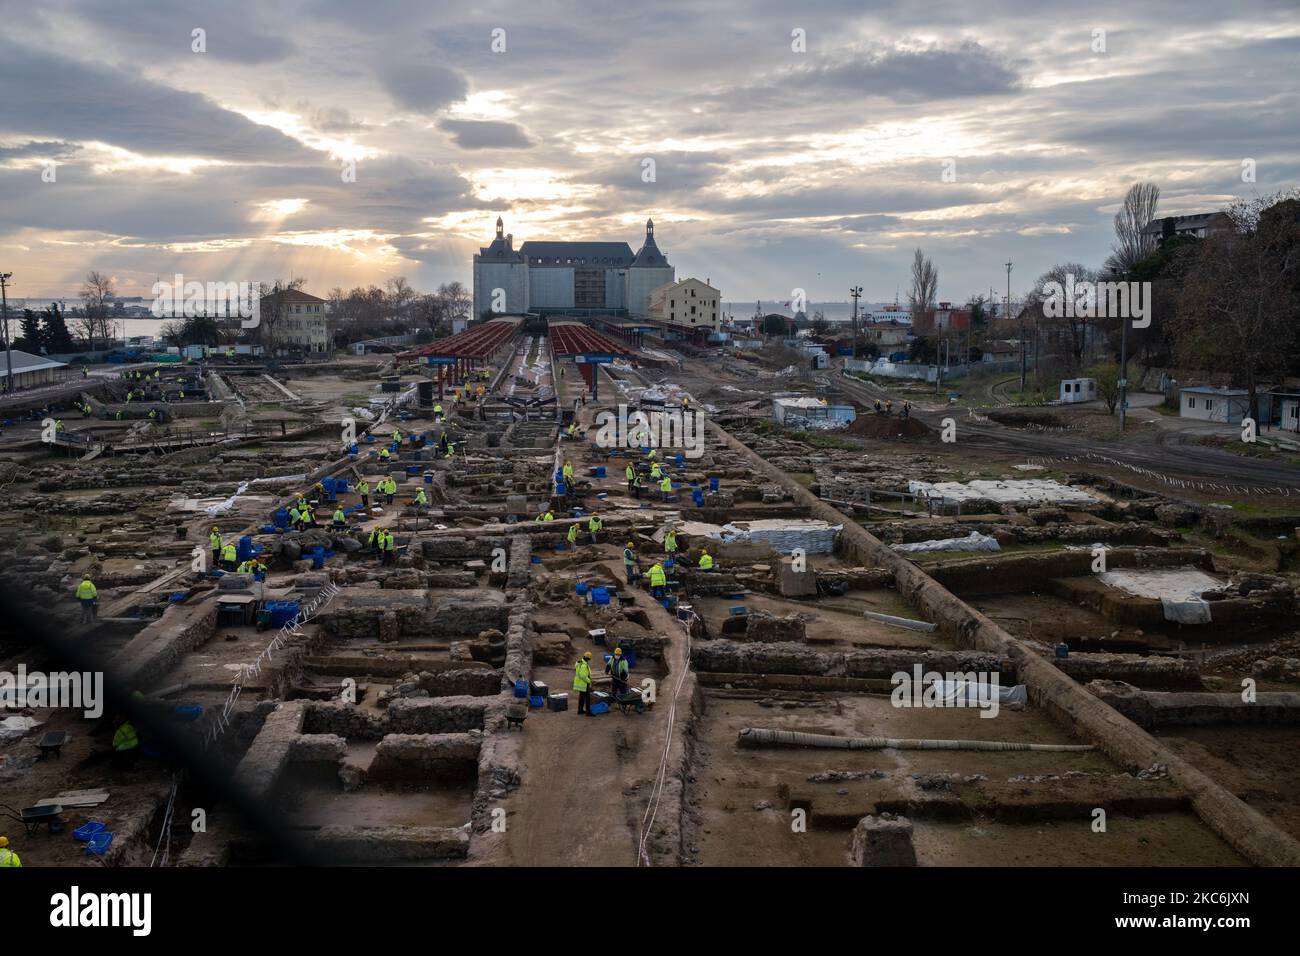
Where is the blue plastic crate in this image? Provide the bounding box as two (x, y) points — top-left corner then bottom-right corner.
(729, 605), (747, 616)
(84, 831), (114, 856)
(575, 583), (589, 595)
(589, 702), (609, 715)
(591, 587), (610, 606)
(73, 821), (105, 842)
(513, 679), (529, 698)
(529, 695), (545, 708)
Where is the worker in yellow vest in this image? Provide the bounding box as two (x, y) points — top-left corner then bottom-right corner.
(112, 716), (140, 769)
(221, 541), (237, 570)
(538, 510), (555, 522)
(446, 440), (455, 458)
(209, 528), (223, 570)
(660, 474), (673, 500)
(356, 479), (370, 510)
(567, 523), (579, 547)
(381, 529), (397, 566)
(379, 446), (391, 462)
(698, 550), (715, 571)
(650, 461), (662, 480)
(332, 507), (347, 529)
(76, 577), (98, 623)
(587, 514), (603, 544)
(562, 461), (574, 484)
(0, 836), (20, 867)
(625, 463), (636, 493)
(433, 403), (444, 422)
(647, 562), (667, 599)
(665, 529), (678, 555)
(573, 651), (594, 715)
(367, 526), (381, 553)
(415, 487), (428, 510)
(393, 428), (402, 445)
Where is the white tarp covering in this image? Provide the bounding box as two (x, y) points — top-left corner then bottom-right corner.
(934, 681), (1028, 707)
(893, 532), (1001, 554)
(0, 714), (41, 739)
(908, 478), (1099, 506)
(1097, 566), (1220, 624)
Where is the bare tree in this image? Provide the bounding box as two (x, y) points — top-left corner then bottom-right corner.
(907, 249), (938, 325)
(77, 270), (117, 350)
(1107, 182), (1160, 274)
(385, 276), (416, 324)
(437, 281), (471, 325)
(1027, 262), (1099, 371)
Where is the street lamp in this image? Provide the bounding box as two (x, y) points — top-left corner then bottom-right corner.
(850, 286), (863, 359)
(0, 272), (13, 396)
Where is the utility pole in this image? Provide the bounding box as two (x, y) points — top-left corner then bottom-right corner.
(850, 286), (862, 360)
(1118, 311), (1129, 432)
(1008, 260), (1022, 392)
(0, 272), (13, 396)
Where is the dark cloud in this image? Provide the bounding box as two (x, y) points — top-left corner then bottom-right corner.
(439, 119), (535, 149)
(376, 61), (469, 114)
(0, 40), (314, 162)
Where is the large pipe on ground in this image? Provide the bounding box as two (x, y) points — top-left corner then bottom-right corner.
(738, 728), (1096, 752)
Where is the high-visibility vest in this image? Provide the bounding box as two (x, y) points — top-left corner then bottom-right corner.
(394, 431), (402, 442)
(699, 553), (714, 570)
(416, 490), (427, 505)
(0, 847), (20, 867)
(368, 528), (380, 545)
(648, 565), (666, 587)
(660, 476), (672, 492)
(563, 464), (573, 480)
(567, 525), (579, 543)
(76, 580), (97, 600)
(651, 463), (662, 478)
(625, 465), (635, 481)
(446, 443), (455, 456)
(380, 448), (390, 459)
(210, 531), (222, 549)
(383, 533), (396, 551)
(588, 517), (601, 532)
(301, 509), (314, 523)
(113, 722), (139, 751)
(333, 509), (345, 523)
(665, 533), (677, 552)
(222, 544), (236, 561)
(608, 656), (629, 680)
(357, 482), (369, 495)
(434, 405), (443, 414)
(290, 508), (301, 523)
(623, 548), (635, 567)
(573, 660), (592, 691)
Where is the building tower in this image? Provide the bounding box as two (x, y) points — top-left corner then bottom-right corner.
(625, 217), (675, 318)
(472, 216), (528, 320)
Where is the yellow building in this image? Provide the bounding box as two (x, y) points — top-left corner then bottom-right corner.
(648, 278), (721, 332)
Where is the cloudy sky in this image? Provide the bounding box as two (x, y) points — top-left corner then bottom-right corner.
(0, 0), (1297, 306)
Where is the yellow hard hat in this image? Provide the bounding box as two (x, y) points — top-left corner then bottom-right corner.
(0, 836), (8, 847)
(583, 651), (593, 659)
(614, 647), (622, 654)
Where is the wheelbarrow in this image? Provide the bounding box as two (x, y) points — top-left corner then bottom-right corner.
(1, 802), (66, 836)
(34, 730), (68, 760)
(615, 690), (647, 715)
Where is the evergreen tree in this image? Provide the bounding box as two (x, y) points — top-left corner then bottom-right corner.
(19, 309), (46, 352)
(42, 304), (75, 353)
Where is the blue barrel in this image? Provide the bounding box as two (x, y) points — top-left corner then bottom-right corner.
(709, 477), (719, 492)
(335, 478), (348, 493)
(594, 466), (606, 478)
(236, 535), (254, 562)
(424, 472), (433, 484)
(322, 477), (336, 494)
(556, 482), (567, 495)
(349, 443), (359, 455)
(676, 454), (684, 466)
(273, 509), (289, 529)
